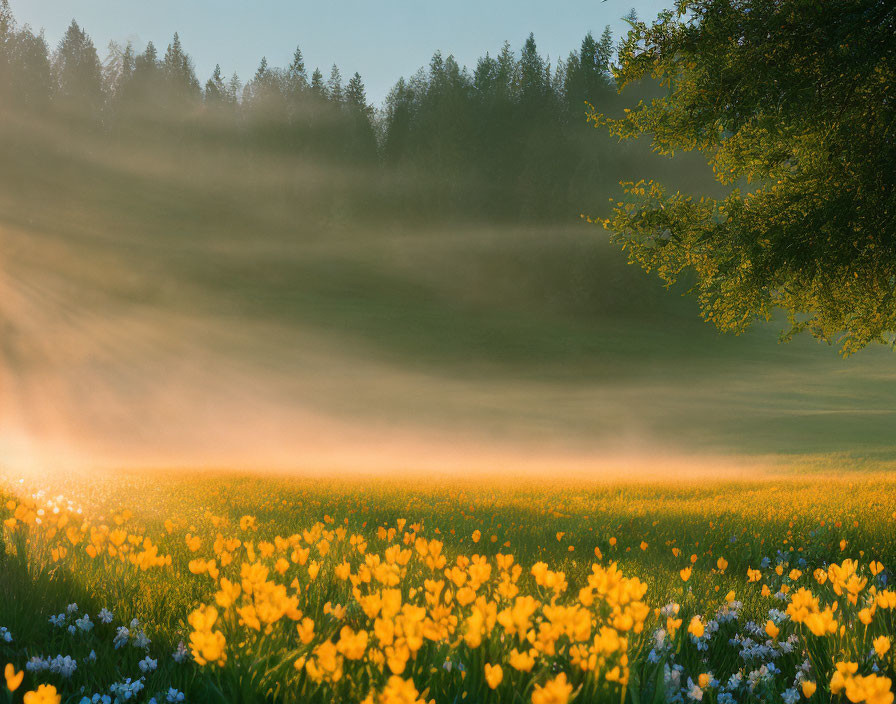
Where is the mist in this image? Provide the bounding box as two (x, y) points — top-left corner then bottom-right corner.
(1, 10), (895, 479)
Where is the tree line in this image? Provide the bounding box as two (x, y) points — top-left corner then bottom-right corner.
(0, 0), (669, 222)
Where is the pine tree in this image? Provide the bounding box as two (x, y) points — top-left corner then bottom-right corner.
(326, 64), (343, 104)
(54, 20), (103, 115)
(345, 71), (376, 160)
(102, 41), (134, 100)
(204, 63), (227, 103)
(345, 72), (369, 115)
(382, 76), (415, 162)
(227, 72), (241, 103)
(11, 25), (51, 109)
(0, 0), (13, 63)
(162, 32), (199, 98)
(136, 41), (157, 73)
(287, 46), (307, 90)
(495, 41), (517, 102)
(519, 33), (546, 106)
(310, 67), (325, 98)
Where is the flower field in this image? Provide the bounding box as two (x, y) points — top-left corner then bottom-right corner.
(1, 470), (895, 703)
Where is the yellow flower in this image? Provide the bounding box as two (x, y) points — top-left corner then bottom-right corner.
(23, 684), (61, 704)
(189, 629), (228, 666)
(297, 618), (315, 644)
(472, 530), (481, 543)
(377, 676), (426, 704)
(509, 648), (536, 672)
(801, 680), (816, 698)
(830, 661), (858, 695)
(716, 557), (728, 572)
(805, 607), (838, 636)
(4, 663), (24, 692)
(531, 673), (573, 704)
(698, 673), (710, 689)
(844, 673), (893, 704)
(336, 626), (369, 660)
(688, 616), (704, 639)
(485, 663), (503, 689)
(765, 620), (779, 639)
(874, 635), (891, 659)
(679, 567), (692, 582)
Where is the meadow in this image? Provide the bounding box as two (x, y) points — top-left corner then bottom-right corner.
(2, 468), (895, 704)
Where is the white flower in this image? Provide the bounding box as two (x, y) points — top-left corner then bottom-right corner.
(138, 656), (157, 673)
(133, 630), (151, 649)
(98, 608), (114, 624)
(26, 656), (48, 673)
(113, 626), (130, 649)
(171, 641), (190, 663)
(110, 678), (145, 701)
(67, 603), (79, 614)
(48, 654), (77, 678)
(687, 678), (704, 701)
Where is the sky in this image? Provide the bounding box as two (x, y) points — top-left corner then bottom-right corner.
(11, 0), (671, 104)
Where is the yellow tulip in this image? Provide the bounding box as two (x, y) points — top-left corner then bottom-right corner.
(4, 663), (23, 692)
(484, 663), (503, 689)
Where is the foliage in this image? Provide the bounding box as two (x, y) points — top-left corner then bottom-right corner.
(589, 0), (896, 354)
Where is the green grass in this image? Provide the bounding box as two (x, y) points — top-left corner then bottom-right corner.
(1, 470), (895, 702)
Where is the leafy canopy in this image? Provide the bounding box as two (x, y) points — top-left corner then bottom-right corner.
(589, 0), (896, 354)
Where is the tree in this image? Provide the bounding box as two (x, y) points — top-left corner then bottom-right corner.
(310, 67), (325, 99)
(518, 33), (546, 108)
(382, 76), (415, 162)
(564, 29), (613, 120)
(161, 32), (199, 113)
(326, 64), (343, 104)
(287, 45), (307, 92)
(344, 71), (369, 115)
(118, 40), (160, 113)
(204, 63), (227, 104)
(103, 41), (135, 98)
(53, 20), (103, 115)
(590, 0), (896, 354)
(345, 71), (376, 160)
(0, 0), (14, 95)
(227, 73), (242, 104)
(9, 25), (51, 109)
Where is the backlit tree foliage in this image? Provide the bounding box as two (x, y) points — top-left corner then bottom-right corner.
(590, 0), (896, 353)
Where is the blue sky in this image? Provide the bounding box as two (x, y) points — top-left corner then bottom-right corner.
(12, 0), (671, 104)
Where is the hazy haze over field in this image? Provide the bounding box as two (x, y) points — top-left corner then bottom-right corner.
(1, 3), (894, 477)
